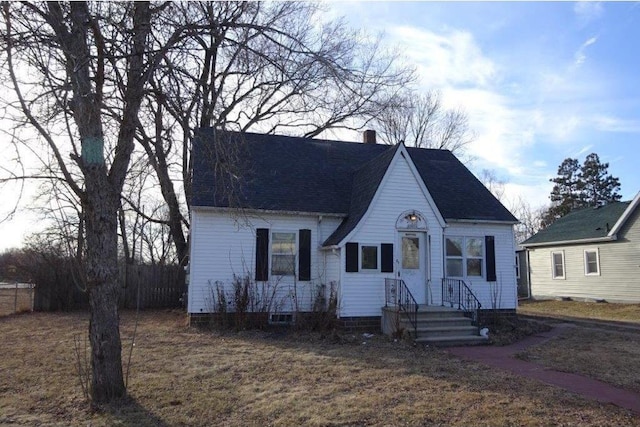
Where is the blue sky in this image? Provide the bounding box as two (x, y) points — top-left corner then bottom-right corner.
(1, 1), (639, 250)
(331, 1), (640, 207)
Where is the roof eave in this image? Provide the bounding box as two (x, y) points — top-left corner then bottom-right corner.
(320, 244), (340, 251)
(522, 235), (616, 248)
(191, 205), (347, 218)
(607, 191), (640, 237)
(446, 218), (519, 225)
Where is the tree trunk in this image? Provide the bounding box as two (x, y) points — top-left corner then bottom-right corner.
(84, 168), (125, 403)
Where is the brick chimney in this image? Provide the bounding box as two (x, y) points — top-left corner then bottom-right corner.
(363, 129), (377, 144)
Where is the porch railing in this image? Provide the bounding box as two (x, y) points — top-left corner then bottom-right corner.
(441, 278), (481, 326)
(385, 278), (418, 336)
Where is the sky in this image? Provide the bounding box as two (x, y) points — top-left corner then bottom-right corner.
(1, 1), (639, 251)
(330, 1), (640, 207)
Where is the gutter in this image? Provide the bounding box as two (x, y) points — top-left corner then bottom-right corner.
(446, 218), (519, 225)
(522, 235), (616, 248)
(191, 205), (347, 218)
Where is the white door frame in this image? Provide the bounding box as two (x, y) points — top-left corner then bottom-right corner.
(397, 230), (427, 305)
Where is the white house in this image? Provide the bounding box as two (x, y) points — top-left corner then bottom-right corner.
(187, 130), (518, 333)
(521, 192), (640, 303)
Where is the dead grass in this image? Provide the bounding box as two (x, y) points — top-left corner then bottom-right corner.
(0, 310), (638, 426)
(518, 299), (640, 323)
(0, 288), (33, 316)
(518, 326), (640, 394)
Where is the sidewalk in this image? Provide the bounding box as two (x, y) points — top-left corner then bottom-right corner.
(448, 324), (640, 415)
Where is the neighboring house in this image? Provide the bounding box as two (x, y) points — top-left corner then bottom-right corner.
(515, 247), (530, 299)
(188, 129), (519, 330)
(521, 192), (640, 303)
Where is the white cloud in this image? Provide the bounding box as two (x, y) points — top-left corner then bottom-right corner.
(591, 115), (640, 133)
(574, 2), (604, 26)
(389, 26), (497, 88)
(574, 36), (598, 67)
(575, 144), (594, 157)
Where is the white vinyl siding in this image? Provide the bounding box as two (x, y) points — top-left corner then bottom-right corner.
(551, 251), (565, 279)
(445, 223), (517, 310)
(339, 152), (445, 316)
(188, 209), (342, 314)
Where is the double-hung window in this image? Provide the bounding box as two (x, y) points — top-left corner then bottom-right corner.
(584, 249), (600, 276)
(361, 245), (378, 270)
(445, 237), (484, 278)
(551, 251), (565, 279)
(271, 232), (296, 276)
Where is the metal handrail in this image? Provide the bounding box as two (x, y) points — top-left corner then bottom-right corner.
(441, 278), (482, 326)
(385, 278), (418, 336)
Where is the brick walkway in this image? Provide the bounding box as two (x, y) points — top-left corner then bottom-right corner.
(448, 324), (640, 415)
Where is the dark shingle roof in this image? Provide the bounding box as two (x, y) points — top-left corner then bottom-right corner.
(521, 202), (631, 246)
(323, 144), (399, 246)
(192, 129), (517, 245)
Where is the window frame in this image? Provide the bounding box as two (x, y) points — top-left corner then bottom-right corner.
(270, 231), (297, 277)
(361, 245), (379, 271)
(551, 251), (565, 280)
(445, 236), (485, 279)
(584, 248), (600, 276)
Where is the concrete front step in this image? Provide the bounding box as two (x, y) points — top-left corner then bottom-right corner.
(415, 334), (488, 347)
(382, 305), (486, 345)
(414, 325), (479, 338)
(402, 317), (472, 328)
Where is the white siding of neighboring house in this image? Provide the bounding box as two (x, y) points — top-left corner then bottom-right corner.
(444, 222), (518, 310)
(188, 209), (342, 314)
(339, 151), (445, 317)
(528, 206), (640, 302)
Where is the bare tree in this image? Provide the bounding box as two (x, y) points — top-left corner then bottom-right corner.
(0, 1), (189, 404)
(375, 90), (474, 155)
(478, 169), (507, 202)
(510, 197), (545, 244)
(132, 2), (415, 265)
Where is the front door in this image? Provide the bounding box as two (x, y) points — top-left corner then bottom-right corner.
(399, 232), (426, 304)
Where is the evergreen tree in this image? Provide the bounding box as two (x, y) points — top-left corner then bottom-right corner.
(579, 153), (622, 207)
(541, 153), (621, 227)
(542, 158), (582, 226)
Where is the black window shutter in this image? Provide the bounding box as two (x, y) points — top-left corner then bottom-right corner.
(345, 242), (358, 272)
(381, 243), (394, 273)
(255, 228), (269, 281)
(485, 235), (496, 282)
(298, 229), (311, 281)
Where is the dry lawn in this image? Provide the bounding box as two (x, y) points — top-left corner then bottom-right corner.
(0, 288), (33, 316)
(1, 310), (638, 426)
(518, 326), (640, 394)
(519, 299), (640, 323)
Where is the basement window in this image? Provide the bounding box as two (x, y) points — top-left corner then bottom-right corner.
(269, 313), (294, 324)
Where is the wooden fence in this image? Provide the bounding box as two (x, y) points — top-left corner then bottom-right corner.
(33, 264), (185, 311)
(120, 264), (186, 309)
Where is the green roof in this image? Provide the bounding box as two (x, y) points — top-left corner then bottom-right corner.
(522, 201), (631, 246)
